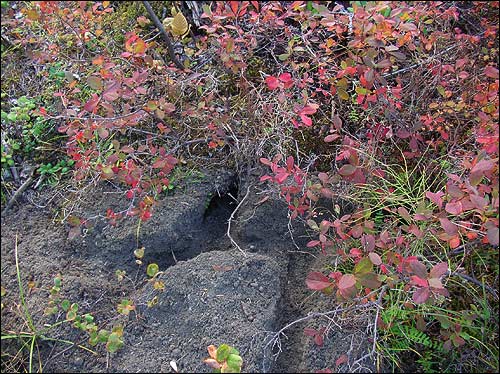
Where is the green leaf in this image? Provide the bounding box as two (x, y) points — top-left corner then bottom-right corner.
(98, 329), (110, 343)
(229, 347), (239, 355)
(307, 219), (319, 230)
(66, 310), (77, 321)
(354, 257), (373, 275)
(54, 277), (62, 288)
(61, 299), (70, 311)
(216, 344), (231, 362)
(89, 331), (99, 346)
(226, 354), (242, 372)
(278, 53), (290, 61)
(87, 75), (103, 90)
(106, 332), (124, 353)
(147, 263), (159, 277)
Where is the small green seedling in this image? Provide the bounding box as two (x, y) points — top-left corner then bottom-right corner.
(203, 344), (243, 373)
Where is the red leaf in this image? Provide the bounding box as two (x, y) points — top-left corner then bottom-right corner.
(484, 66), (499, 79)
(409, 260), (428, 279)
(286, 156), (294, 171)
(265, 76), (280, 90)
(204, 359), (221, 369)
(425, 191), (444, 208)
(470, 194), (487, 210)
(250, 1), (260, 11)
(304, 327), (317, 337)
(439, 218), (458, 235)
(410, 275), (429, 288)
(140, 209), (152, 221)
(361, 234), (375, 252)
(413, 287), (430, 304)
(324, 134), (340, 142)
(306, 272), (332, 290)
(314, 334), (324, 346)
(300, 104), (319, 115)
(471, 159), (494, 174)
(259, 158), (272, 166)
(332, 115), (342, 131)
(275, 172), (289, 184)
(163, 102), (176, 113)
(487, 227), (499, 246)
(307, 240), (321, 248)
(335, 354), (348, 367)
(451, 334), (466, 347)
(445, 201), (463, 215)
(368, 252), (382, 266)
(449, 236), (461, 249)
(338, 274), (356, 290)
(97, 127), (109, 139)
(229, 1), (239, 15)
(102, 82), (121, 102)
(338, 164), (356, 176)
(357, 272), (381, 289)
(321, 188), (334, 198)
(397, 207), (411, 221)
(279, 72), (292, 83)
(300, 114), (313, 127)
(430, 262), (448, 278)
(318, 172), (329, 185)
(83, 94), (101, 113)
(428, 277), (444, 289)
(152, 159), (166, 168)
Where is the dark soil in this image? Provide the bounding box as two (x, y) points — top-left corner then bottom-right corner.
(1, 169), (372, 373)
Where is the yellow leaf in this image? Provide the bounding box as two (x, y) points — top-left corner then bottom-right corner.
(134, 247), (145, 259)
(162, 17), (173, 29)
(26, 9), (40, 21)
(171, 12), (188, 37)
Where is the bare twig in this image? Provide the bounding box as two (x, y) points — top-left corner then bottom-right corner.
(383, 44), (457, 77)
(448, 271), (499, 299)
(370, 286), (388, 370)
(2, 174), (35, 215)
(142, 1), (184, 70)
(263, 302), (377, 357)
(227, 185), (251, 256)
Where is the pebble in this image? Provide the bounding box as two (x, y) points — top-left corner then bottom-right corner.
(73, 356), (84, 368)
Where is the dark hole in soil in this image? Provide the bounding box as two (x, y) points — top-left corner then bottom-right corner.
(203, 182), (239, 226)
(147, 182), (239, 270)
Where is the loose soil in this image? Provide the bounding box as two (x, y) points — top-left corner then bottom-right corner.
(1, 169), (372, 373)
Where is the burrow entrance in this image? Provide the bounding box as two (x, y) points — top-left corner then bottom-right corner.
(143, 181), (240, 270)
